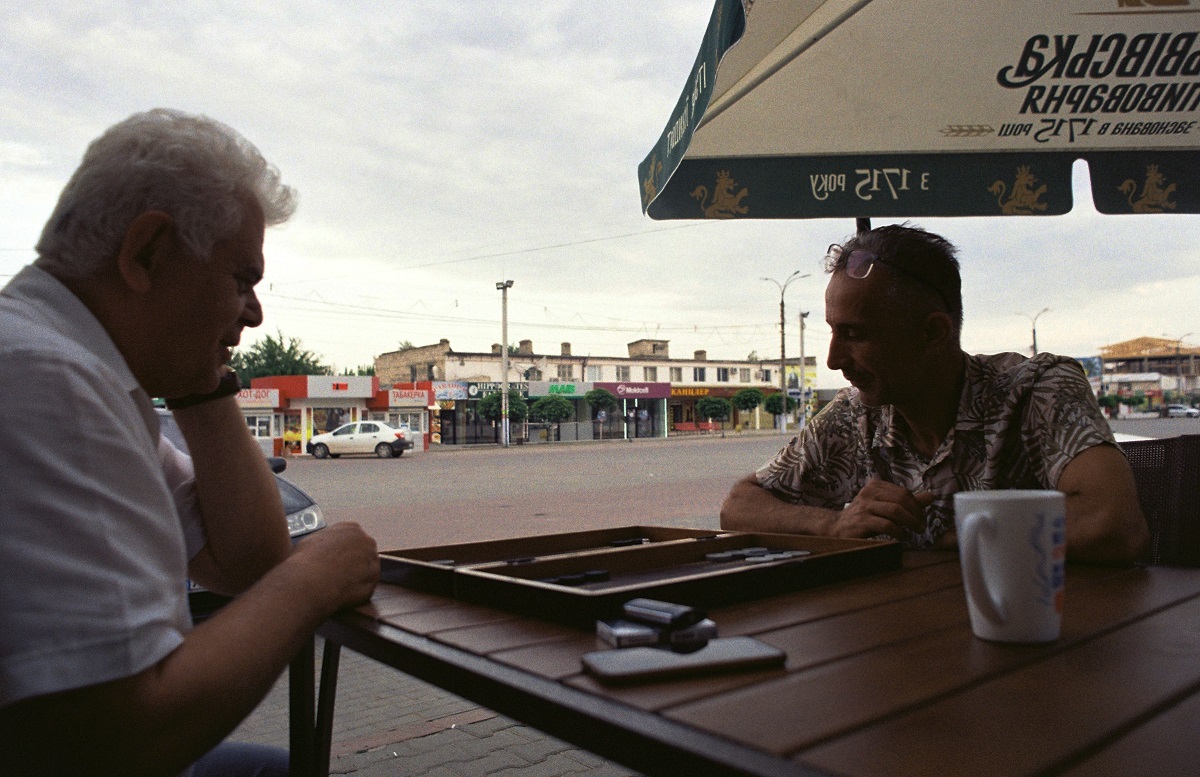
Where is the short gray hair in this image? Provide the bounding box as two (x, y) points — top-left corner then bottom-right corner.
(36, 108), (296, 278)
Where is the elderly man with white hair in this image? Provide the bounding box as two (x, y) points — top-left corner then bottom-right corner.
(0, 109), (380, 776)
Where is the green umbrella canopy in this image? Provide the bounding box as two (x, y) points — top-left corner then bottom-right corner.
(639, 0), (1200, 220)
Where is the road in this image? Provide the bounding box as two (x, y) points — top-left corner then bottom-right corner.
(279, 432), (792, 549)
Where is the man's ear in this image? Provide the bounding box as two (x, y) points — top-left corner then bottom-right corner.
(115, 211), (173, 294)
(922, 310), (955, 348)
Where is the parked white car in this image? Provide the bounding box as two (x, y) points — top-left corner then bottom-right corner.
(308, 421), (415, 459)
(1164, 404), (1200, 418)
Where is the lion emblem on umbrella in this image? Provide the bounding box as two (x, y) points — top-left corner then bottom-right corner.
(988, 166), (1048, 215)
(1118, 165), (1177, 213)
(691, 170), (749, 218)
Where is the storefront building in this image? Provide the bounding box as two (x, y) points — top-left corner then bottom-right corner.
(250, 375), (433, 455)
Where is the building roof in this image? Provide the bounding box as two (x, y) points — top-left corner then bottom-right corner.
(1099, 336), (1200, 359)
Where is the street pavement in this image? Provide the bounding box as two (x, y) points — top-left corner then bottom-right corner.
(233, 431), (786, 776)
(229, 418), (1197, 775)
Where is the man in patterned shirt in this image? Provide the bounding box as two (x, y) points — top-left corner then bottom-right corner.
(721, 225), (1147, 565)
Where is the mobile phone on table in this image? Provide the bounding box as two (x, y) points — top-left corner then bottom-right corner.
(582, 636), (785, 685)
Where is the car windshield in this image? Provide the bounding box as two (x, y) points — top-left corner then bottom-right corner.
(274, 475), (314, 513)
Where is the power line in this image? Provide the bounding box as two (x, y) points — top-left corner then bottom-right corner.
(269, 221), (716, 286)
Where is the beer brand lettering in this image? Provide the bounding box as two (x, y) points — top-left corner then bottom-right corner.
(998, 33), (1200, 89)
(997, 32), (1200, 119)
(810, 173), (846, 201)
(548, 383), (576, 394)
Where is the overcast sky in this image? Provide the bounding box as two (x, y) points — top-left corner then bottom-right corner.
(3, 1), (1199, 389)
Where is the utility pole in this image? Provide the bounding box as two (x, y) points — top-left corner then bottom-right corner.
(1018, 307), (1051, 356)
(799, 310), (809, 427)
(1164, 332), (1193, 403)
(497, 280), (514, 447)
(762, 271), (810, 433)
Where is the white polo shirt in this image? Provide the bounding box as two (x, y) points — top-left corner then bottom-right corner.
(0, 264), (203, 708)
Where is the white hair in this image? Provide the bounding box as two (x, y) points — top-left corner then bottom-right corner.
(35, 108), (296, 278)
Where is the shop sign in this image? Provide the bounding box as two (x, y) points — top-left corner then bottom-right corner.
(306, 375), (374, 398)
(236, 388), (279, 407)
(528, 381), (595, 398)
(466, 381), (529, 398)
(432, 381), (468, 400)
(597, 381), (671, 399)
(671, 387), (710, 397)
(389, 388), (430, 407)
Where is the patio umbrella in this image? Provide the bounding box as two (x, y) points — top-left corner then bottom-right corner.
(638, 0), (1200, 221)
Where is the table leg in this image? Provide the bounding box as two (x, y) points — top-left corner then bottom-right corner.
(315, 641), (342, 776)
(289, 638), (315, 777)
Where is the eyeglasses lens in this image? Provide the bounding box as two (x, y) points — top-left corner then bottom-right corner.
(845, 249), (877, 279)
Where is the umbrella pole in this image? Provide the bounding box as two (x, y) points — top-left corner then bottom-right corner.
(856, 217), (871, 234)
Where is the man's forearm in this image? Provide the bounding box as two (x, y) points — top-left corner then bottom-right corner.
(174, 395), (290, 592)
(0, 528), (379, 777)
(719, 474), (837, 535)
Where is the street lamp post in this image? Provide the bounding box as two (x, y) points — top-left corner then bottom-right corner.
(497, 280), (514, 447)
(1018, 307), (1051, 356)
(1164, 332), (1193, 403)
(762, 271), (811, 433)
(799, 310), (809, 427)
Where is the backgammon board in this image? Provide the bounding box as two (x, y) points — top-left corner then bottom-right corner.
(380, 526), (901, 627)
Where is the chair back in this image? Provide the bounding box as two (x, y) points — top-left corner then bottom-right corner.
(1120, 434), (1200, 567)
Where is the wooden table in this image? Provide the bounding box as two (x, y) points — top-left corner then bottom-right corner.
(292, 552), (1200, 777)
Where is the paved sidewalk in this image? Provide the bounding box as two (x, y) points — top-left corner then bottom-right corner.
(232, 639), (641, 776)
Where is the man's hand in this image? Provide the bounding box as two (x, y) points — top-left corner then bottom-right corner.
(286, 522), (380, 613)
(836, 478), (933, 540)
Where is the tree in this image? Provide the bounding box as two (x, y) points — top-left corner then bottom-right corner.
(529, 395), (573, 442)
(763, 393), (797, 416)
(1097, 394), (1119, 411)
(396, 340), (416, 351)
(339, 364), (375, 376)
(478, 390), (529, 424)
(584, 387), (619, 440)
(696, 396), (732, 422)
(584, 388), (619, 417)
(229, 330), (330, 384)
(732, 388), (764, 413)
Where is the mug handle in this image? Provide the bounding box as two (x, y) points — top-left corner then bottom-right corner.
(960, 510), (1007, 625)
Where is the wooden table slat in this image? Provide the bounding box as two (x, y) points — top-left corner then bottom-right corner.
(663, 565), (1200, 757)
(1058, 688), (1200, 777)
(800, 594), (1200, 777)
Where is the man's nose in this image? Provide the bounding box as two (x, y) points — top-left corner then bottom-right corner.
(242, 290), (264, 328)
(826, 337), (844, 371)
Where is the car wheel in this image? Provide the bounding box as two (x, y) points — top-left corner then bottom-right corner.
(313, 443), (330, 459)
(375, 442), (394, 458)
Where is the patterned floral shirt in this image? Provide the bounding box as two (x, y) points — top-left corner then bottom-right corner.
(755, 352), (1115, 548)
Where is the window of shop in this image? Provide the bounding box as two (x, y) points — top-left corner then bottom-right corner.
(670, 367), (683, 382)
(643, 366), (657, 381)
(557, 364), (574, 380)
(525, 367), (543, 381)
(740, 368), (751, 382)
(389, 411), (425, 432)
(312, 407), (349, 435)
(244, 414), (272, 438)
(693, 367), (706, 382)
(717, 367), (730, 382)
(616, 365), (631, 381)
(587, 365), (603, 381)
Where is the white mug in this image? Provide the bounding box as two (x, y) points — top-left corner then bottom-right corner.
(954, 490), (1066, 643)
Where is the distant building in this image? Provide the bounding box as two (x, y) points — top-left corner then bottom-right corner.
(375, 338), (788, 444)
(1098, 336), (1200, 404)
